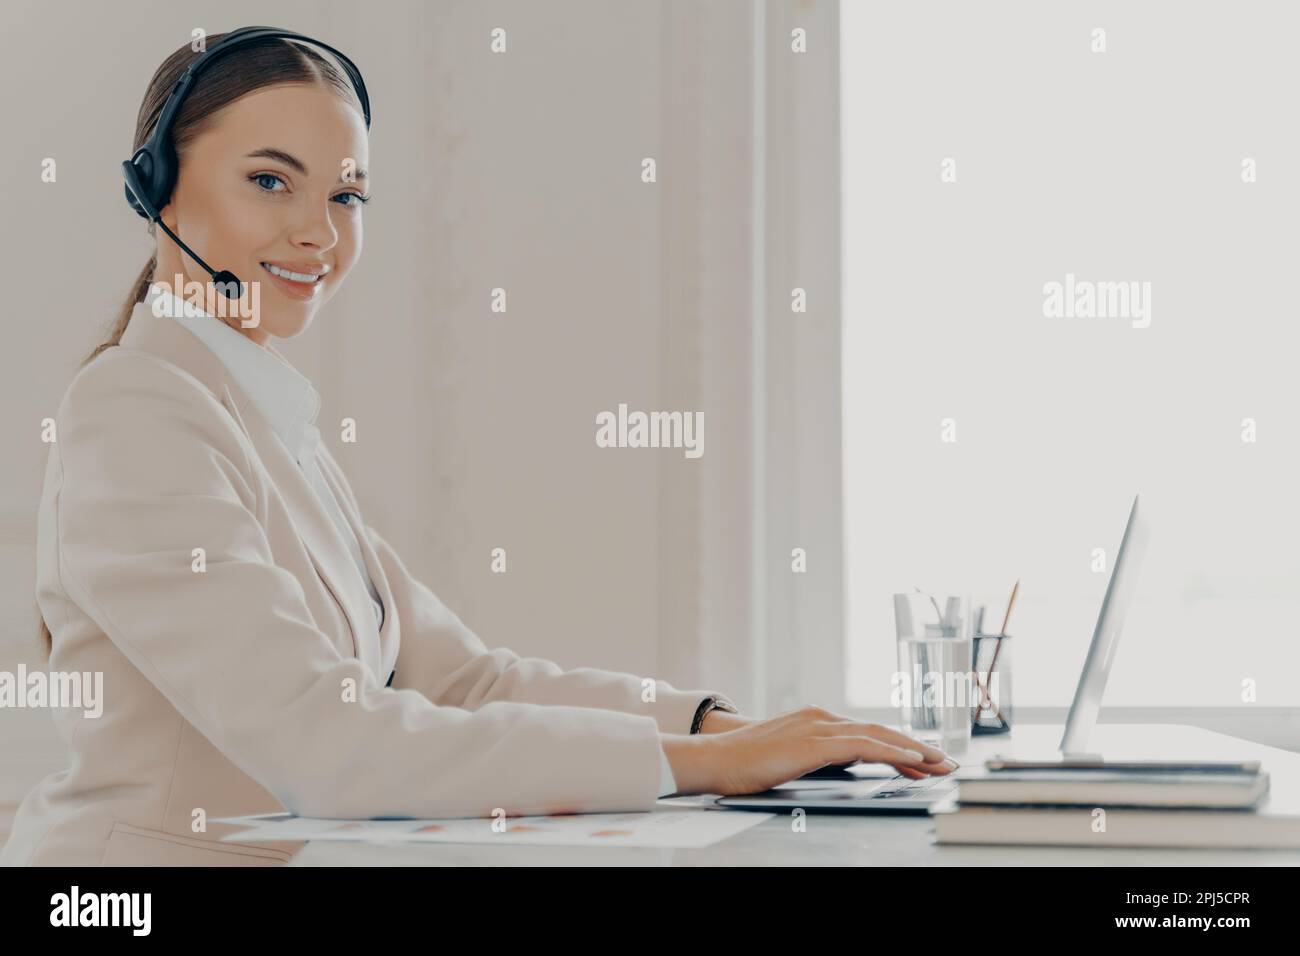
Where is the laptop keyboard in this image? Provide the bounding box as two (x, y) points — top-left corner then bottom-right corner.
(871, 775), (950, 799)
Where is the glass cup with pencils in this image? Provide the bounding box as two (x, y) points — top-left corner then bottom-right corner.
(970, 580), (1019, 734)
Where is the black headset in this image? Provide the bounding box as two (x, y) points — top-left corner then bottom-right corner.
(121, 26), (372, 300)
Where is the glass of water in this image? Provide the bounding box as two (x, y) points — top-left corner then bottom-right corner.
(893, 593), (974, 755)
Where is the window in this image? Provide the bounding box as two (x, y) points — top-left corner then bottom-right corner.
(841, 3), (1300, 710)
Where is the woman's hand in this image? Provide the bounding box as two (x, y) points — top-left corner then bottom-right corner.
(662, 705), (957, 796)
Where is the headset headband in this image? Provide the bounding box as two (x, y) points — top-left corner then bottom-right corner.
(123, 26), (371, 221)
(156, 26), (371, 136)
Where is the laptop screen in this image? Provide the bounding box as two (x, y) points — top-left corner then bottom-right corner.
(1059, 494), (1152, 755)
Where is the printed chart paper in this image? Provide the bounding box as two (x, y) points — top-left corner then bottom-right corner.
(214, 808), (772, 849)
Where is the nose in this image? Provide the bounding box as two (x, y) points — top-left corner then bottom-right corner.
(287, 196), (340, 253)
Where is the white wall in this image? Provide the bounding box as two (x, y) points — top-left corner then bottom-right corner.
(830, 0), (1300, 752)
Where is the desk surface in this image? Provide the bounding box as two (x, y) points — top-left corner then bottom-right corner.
(291, 723), (1300, 866)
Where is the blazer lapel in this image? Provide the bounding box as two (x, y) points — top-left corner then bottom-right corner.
(220, 389), (375, 669)
(314, 447), (399, 682)
(117, 305), (374, 672)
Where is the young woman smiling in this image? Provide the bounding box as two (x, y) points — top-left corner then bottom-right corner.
(3, 28), (953, 867)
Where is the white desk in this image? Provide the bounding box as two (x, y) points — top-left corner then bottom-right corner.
(290, 723), (1300, 865)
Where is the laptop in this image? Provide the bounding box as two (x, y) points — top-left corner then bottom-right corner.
(716, 494), (1151, 814)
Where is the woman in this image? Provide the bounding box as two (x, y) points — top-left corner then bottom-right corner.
(2, 29), (954, 866)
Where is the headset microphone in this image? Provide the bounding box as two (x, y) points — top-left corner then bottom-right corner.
(122, 159), (243, 300)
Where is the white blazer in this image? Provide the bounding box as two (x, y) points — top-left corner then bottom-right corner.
(2, 302), (716, 866)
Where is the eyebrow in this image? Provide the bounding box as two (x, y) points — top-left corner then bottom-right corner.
(244, 147), (367, 183)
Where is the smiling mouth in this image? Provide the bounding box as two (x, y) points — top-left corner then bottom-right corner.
(260, 262), (328, 285)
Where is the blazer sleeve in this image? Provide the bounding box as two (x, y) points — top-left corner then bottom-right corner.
(366, 523), (722, 737)
(52, 352), (666, 819)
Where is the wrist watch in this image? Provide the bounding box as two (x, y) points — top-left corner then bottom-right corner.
(690, 694), (739, 734)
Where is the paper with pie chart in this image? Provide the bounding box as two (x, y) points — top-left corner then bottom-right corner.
(214, 808), (772, 848)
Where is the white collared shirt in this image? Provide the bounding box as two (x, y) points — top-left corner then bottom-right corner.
(137, 287), (678, 797)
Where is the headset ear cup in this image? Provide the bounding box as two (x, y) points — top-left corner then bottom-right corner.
(123, 149), (153, 219)
(123, 146), (175, 221)
(148, 147), (176, 220)
(123, 180), (146, 219)
(123, 159), (148, 220)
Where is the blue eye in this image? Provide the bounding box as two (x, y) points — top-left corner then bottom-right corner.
(249, 172), (369, 208)
(251, 172), (286, 192)
(333, 191), (371, 208)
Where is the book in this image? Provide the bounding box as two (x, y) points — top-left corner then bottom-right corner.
(954, 768), (1269, 808)
(931, 794), (1300, 850)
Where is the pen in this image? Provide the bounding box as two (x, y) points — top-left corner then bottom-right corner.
(973, 579), (1018, 724)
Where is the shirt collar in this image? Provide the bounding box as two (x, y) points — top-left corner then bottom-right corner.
(140, 286), (322, 464)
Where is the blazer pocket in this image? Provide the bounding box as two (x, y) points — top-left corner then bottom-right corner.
(100, 822), (295, 867)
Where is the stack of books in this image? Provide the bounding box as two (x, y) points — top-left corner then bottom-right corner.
(931, 759), (1300, 849)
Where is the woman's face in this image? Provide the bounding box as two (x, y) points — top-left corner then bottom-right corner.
(155, 82), (370, 343)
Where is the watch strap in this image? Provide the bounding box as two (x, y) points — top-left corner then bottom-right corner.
(689, 694), (739, 734)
